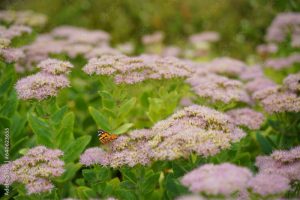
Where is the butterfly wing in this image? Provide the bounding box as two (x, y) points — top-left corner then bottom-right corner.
(98, 132), (110, 144)
(98, 130), (118, 144)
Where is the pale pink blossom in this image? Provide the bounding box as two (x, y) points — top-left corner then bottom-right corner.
(15, 72), (70, 100)
(181, 163), (252, 196)
(0, 146), (64, 194)
(248, 173), (290, 196)
(226, 108), (265, 129)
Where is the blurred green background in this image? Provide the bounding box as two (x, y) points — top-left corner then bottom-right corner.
(1, 0), (299, 58)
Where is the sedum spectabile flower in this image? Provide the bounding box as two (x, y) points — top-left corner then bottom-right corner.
(0, 146), (64, 194)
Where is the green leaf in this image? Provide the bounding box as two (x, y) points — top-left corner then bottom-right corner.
(89, 106), (111, 131)
(141, 173), (160, 194)
(0, 92), (18, 117)
(121, 168), (137, 184)
(75, 178), (86, 186)
(115, 189), (138, 200)
(140, 92), (150, 107)
(99, 91), (115, 109)
(119, 180), (136, 190)
(51, 106), (68, 125)
(165, 174), (188, 199)
(10, 114), (26, 143)
(113, 123), (133, 135)
(28, 113), (53, 147)
(256, 132), (273, 154)
(56, 163), (82, 183)
(233, 153), (251, 166)
(107, 177), (120, 188)
(83, 166), (111, 184)
(76, 186), (97, 200)
(10, 136), (29, 158)
(0, 115), (10, 129)
(56, 112), (75, 148)
(0, 76), (13, 97)
(118, 97), (136, 117)
(63, 135), (91, 162)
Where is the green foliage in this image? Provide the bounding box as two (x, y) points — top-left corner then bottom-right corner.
(1, 1), (300, 199)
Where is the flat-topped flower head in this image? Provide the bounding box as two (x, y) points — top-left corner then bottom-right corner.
(0, 146), (64, 194)
(83, 54), (194, 84)
(271, 146), (300, 163)
(265, 53), (300, 70)
(84, 45), (122, 59)
(0, 24), (32, 40)
(15, 72), (70, 100)
(245, 77), (277, 94)
(252, 85), (281, 101)
(266, 12), (300, 43)
(37, 58), (74, 75)
(0, 10), (47, 27)
(256, 146), (300, 181)
(81, 105), (245, 168)
(239, 65), (264, 81)
(176, 195), (205, 200)
(142, 31), (164, 45)
(283, 73), (300, 92)
(187, 74), (250, 104)
(205, 57), (247, 77)
(256, 43), (278, 55)
(248, 173), (290, 197)
(0, 48), (25, 63)
(181, 163), (252, 196)
(226, 108), (265, 130)
(162, 46), (181, 57)
(261, 92), (300, 114)
(189, 31), (220, 44)
(0, 37), (10, 48)
(63, 43), (93, 58)
(51, 26), (110, 45)
(80, 147), (110, 166)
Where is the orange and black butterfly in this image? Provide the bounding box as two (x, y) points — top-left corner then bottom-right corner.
(97, 129), (118, 144)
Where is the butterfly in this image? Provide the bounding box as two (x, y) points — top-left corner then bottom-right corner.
(97, 129), (118, 144)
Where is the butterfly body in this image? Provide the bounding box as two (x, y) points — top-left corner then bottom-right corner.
(98, 129), (118, 144)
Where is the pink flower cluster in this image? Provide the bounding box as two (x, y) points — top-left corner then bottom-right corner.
(0, 47), (25, 63)
(253, 85), (300, 114)
(83, 54), (193, 84)
(181, 163), (252, 196)
(189, 31), (220, 44)
(187, 73), (250, 104)
(247, 173), (290, 197)
(0, 146), (64, 194)
(176, 195), (205, 200)
(245, 77), (277, 94)
(37, 58), (74, 75)
(283, 72), (300, 92)
(142, 31), (164, 45)
(81, 105), (245, 168)
(266, 12), (300, 46)
(180, 162), (291, 198)
(204, 57), (247, 77)
(13, 26), (114, 72)
(51, 26), (110, 45)
(239, 65), (264, 81)
(256, 146), (300, 181)
(0, 24), (32, 40)
(226, 108), (265, 130)
(15, 58), (72, 100)
(264, 53), (300, 70)
(162, 46), (182, 57)
(0, 10), (47, 27)
(256, 43), (278, 55)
